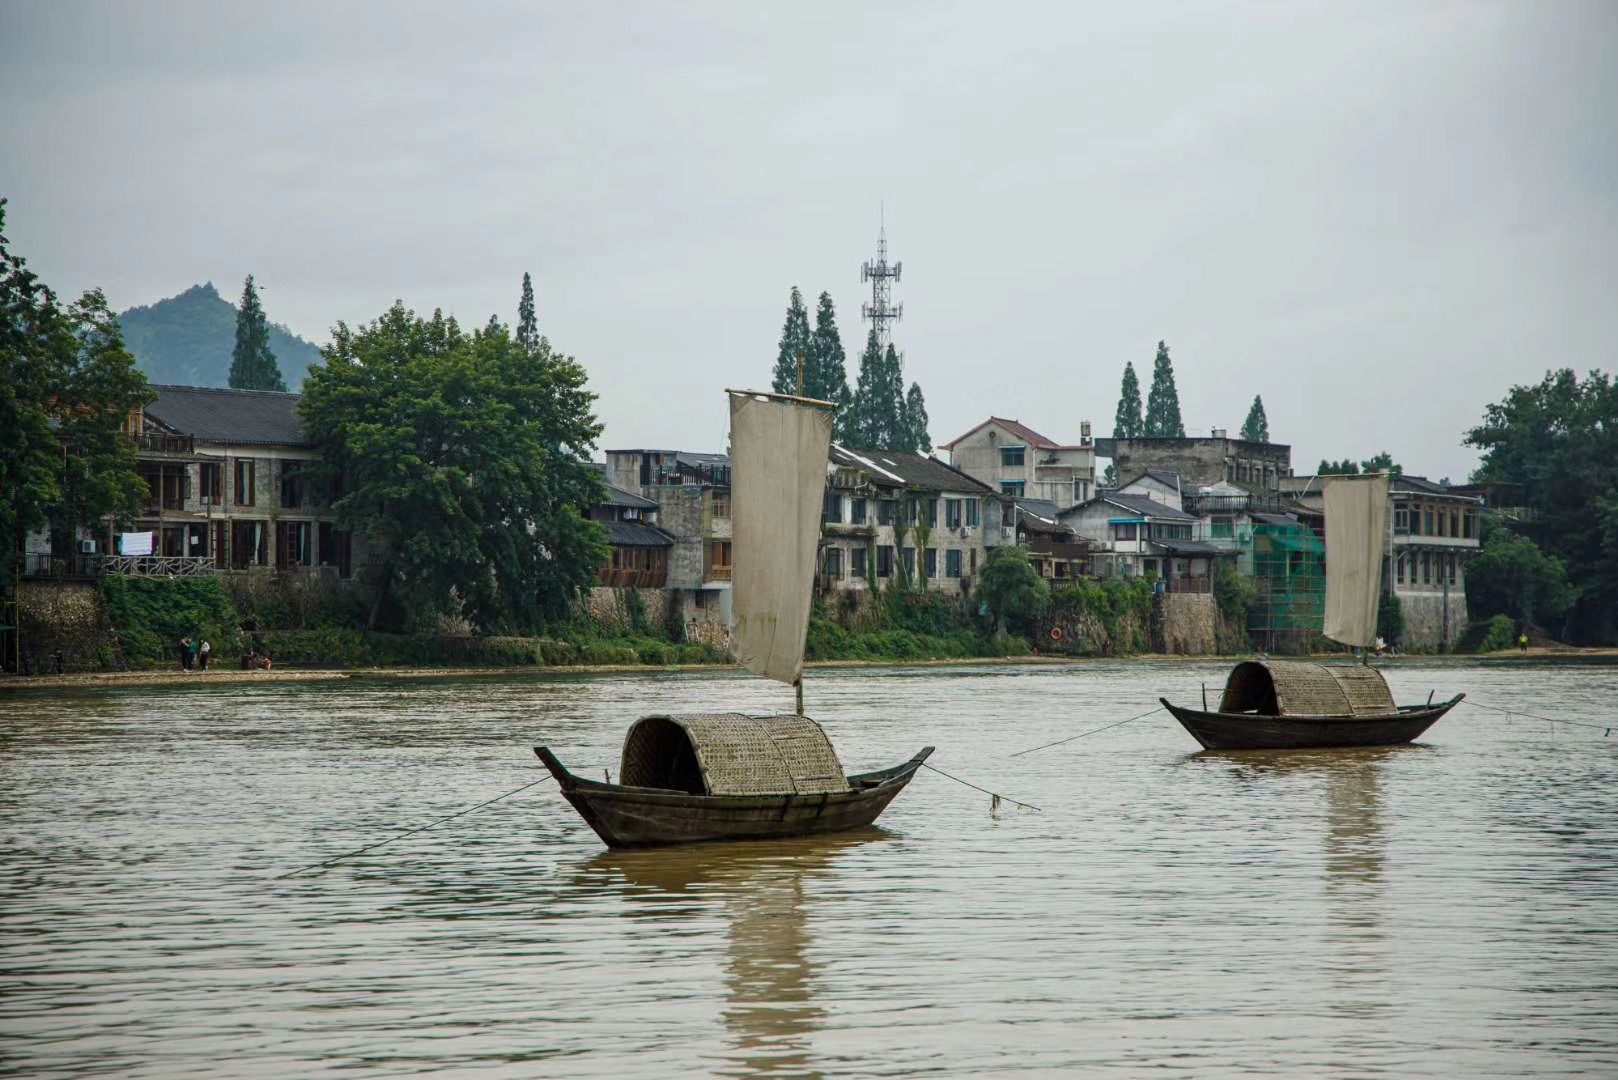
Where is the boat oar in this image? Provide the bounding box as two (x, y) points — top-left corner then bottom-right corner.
(276, 774), (555, 880)
(1457, 698), (1613, 737)
(920, 762), (1042, 813)
(1008, 706), (1166, 758)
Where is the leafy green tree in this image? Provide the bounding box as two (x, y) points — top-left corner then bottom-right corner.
(1466, 368), (1618, 642)
(1, 200), (152, 590)
(808, 291), (851, 413)
(1240, 395), (1268, 442)
(1113, 361), (1143, 438)
(1377, 593), (1405, 644)
(1102, 463), (1117, 488)
(977, 545), (1050, 635)
(300, 301), (607, 632)
(1359, 451), (1401, 475)
(229, 275), (287, 391)
(904, 382), (931, 453)
(1318, 458), (1360, 475)
(771, 287), (812, 395)
(516, 271), (540, 352)
(1143, 340), (1185, 437)
(1465, 518), (1576, 632)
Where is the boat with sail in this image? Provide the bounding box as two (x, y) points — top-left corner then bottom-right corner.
(1161, 472), (1463, 750)
(536, 389), (933, 847)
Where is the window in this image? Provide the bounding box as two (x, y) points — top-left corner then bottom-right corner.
(1424, 509), (1435, 535)
(970, 549), (978, 574)
(925, 498), (938, 527)
(851, 545), (868, 577)
(877, 499), (897, 526)
(1054, 562), (1067, 579)
(1448, 554), (1457, 585)
(823, 491), (842, 524)
(850, 498), (867, 524)
(1115, 522), (1138, 541)
(902, 547), (916, 577)
(946, 549), (962, 578)
(876, 545), (894, 578)
(280, 460), (303, 508)
(1396, 554), (1405, 584)
(1394, 508), (1409, 534)
(924, 548), (937, 578)
(1421, 553), (1430, 584)
(1463, 511), (1475, 539)
(707, 540), (732, 578)
(234, 459), (255, 507)
(1450, 510), (1459, 538)
(1000, 481), (1025, 497)
(966, 499), (980, 527)
(945, 499), (962, 528)
(1211, 515), (1234, 539)
(200, 462), (222, 504)
(906, 499), (919, 526)
(1000, 446), (1025, 467)
(710, 492), (731, 520)
(824, 546), (843, 579)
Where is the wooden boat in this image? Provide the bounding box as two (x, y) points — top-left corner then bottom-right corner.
(1162, 659), (1462, 750)
(1163, 474), (1461, 750)
(539, 389), (932, 848)
(534, 714), (932, 847)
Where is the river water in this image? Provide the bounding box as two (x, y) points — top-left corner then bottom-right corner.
(2, 661), (1615, 1077)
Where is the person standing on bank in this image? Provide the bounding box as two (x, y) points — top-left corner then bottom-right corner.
(199, 639), (212, 671)
(179, 635), (192, 671)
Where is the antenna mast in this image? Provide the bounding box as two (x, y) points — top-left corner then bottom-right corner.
(860, 209), (903, 349)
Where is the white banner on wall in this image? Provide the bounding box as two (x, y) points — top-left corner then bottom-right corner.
(119, 531), (154, 556)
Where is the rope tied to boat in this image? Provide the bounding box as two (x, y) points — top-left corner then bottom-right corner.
(1458, 698), (1612, 736)
(1007, 705), (1165, 758)
(276, 774), (555, 879)
(920, 762), (1042, 813)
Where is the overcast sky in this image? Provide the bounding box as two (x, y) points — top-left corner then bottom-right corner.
(3, 1), (1614, 480)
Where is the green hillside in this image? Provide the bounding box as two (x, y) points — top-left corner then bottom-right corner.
(118, 282), (323, 389)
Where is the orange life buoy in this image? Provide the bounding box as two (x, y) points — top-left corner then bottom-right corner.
(1049, 626), (1064, 642)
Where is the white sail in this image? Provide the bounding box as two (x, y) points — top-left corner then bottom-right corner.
(727, 391), (835, 686)
(1322, 473), (1391, 648)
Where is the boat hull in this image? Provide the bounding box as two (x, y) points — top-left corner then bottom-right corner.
(1161, 695), (1463, 751)
(535, 745), (934, 848)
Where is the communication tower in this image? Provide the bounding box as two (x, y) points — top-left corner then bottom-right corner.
(860, 215), (902, 348)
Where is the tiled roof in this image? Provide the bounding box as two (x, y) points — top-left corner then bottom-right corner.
(830, 446), (1001, 495)
(591, 465), (659, 509)
(940, 416), (1085, 451)
(1063, 492), (1197, 522)
(604, 521), (674, 547)
(145, 384), (307, 446)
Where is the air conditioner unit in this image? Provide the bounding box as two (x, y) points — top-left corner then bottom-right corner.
(78, 539), (97, 554)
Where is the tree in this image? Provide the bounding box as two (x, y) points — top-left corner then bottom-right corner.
(229, 275), (287, 391)
(808, 292), (851, 413)
(977, 545), (1050, 635)
(299, 301), (608, 633)
(1240, 395), (1268, 443)
(1318, 459), (1360, 475)
(1466, 368), (1618, 642)
(1359, 451), (1401, 475)
(770, 287), (813, 395)
(904, 382), (931, 453)
(1465, 519), (1577, 632)
(1, 199), (152, 590)
(1377, 594), (1405, 644)
(1143, 340), (1185, 437)
(516, 271), (540, 352)
(1113, 361), (1143, 438)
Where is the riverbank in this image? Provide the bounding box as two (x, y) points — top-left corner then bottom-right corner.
(5, 645), (1616, 694)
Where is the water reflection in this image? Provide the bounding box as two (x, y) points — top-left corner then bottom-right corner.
(580, 830), (886, 1078)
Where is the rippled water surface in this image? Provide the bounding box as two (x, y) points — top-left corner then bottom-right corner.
(3, 661), (1617, 1077)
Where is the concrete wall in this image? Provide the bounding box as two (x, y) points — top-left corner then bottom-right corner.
(1398, 588), (1467, 650)
(14, 581), (111, 673)
(1156, 592), (1217, 655)
(583, 587), (669, 636)
(1110, 437), (1292, 492)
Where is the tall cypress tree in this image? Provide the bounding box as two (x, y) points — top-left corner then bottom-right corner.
(905, 382), (931, 453)
(809, 291), (851, 415)
(847, 329), (884, 447)
(1241, 394), (1268, 442)
(516, 271), (539, 352)
(1143, 340), (1184, 437)
(770, 287), (813, 395)
(1113, 361), (1143, 438)
(880, 344), (906, 449)
(229, 275), (287, 391)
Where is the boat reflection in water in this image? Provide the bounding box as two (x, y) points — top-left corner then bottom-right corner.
(580, 828), (886, 1077)
(1191, 745), (1430, 1024)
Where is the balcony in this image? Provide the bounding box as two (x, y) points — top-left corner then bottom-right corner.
(132, 431), (196, 456)
(20, 553), (217, 579)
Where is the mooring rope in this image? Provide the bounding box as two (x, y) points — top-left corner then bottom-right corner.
(921, 762), (1042, 812)
(1459, 698), (1613, 736)
(276, 774), (555, 880)
(1008, 706), (1165, 758)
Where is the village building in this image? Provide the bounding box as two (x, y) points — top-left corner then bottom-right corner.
(604, 449), (732, 643)
(1099, 432), (1293, 493)
(940, 417), (1097, 511)
(820, 447), (1009, 598)
(1059, 490), (1220, 593)
(1009, 498), (1093, 582)
(587, 471), (674, 589)
(1280, 474), (1481, 649)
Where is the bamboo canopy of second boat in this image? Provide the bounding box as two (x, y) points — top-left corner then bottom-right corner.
(1220, 660), (1398, 717)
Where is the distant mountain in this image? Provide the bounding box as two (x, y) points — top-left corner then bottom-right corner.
(118, 282), (323, 389)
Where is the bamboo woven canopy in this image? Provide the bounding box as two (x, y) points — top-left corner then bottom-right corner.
(1218, 660), (1397, 718)
(618, 713), (851, 796)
